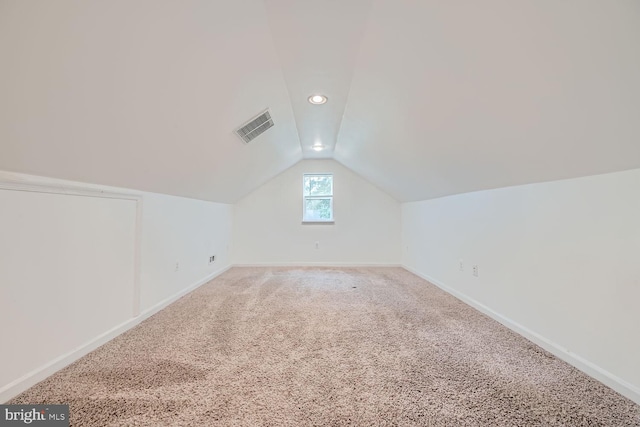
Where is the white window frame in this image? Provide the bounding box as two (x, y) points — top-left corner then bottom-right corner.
(302, 173), (334, 223)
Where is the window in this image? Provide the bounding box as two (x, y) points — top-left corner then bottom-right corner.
(303, 174), (333, 222)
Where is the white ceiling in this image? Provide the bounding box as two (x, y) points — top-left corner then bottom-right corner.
(264, 0), (372, 159)
(1, 1), (639, 202)
(0, 0), (301, 202)
(335, 0), (640, 201)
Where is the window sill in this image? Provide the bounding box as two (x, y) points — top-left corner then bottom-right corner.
(301, 221), (335, 225)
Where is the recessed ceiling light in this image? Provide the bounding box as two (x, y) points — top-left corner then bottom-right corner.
(308, 95), (328, 105)
(312, 144), (324, 152)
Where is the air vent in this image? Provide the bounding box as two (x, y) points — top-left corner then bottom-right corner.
(235, 109), (274, 143)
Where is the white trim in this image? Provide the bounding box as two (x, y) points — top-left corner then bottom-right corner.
(138, 266), (231, 317)
(0, 266), (231, 403)
(301, 221), (335, 225)
(0, 171), (142, 200)
(0, 171), (144, 317)
(402, 264), (640, 405)
(233, 262), (402, 267)
(132, 199), (143, 317)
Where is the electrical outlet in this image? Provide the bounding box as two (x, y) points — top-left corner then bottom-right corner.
(175, 262), (180, 272)
(209, 255), (216, 264)
(472, 265), (479, 277)
(315, 241), (319, 249)
(459, 259), (464, 271)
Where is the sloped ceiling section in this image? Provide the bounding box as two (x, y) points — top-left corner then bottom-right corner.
(335, 0), (640, 202)
(263, 0), (372, 159)
(1, 1), (639, 203)
(0, 0), (301, 203)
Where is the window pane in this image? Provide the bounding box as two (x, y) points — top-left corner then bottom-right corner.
(304, 175), (332, 196)
(304, 198), (332, 220)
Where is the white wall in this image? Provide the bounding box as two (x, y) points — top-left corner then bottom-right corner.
(140, 193), (232, 312)
(0, 172), (233, 402)
(233, 159), (401, 265)
(0, 188), (137, 394)
(402, 168), (640, 404)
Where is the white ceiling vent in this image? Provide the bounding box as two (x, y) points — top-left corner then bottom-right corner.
(235, 109), (274, 143)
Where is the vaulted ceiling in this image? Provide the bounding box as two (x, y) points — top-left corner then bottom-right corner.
(1, 1), (639, 202)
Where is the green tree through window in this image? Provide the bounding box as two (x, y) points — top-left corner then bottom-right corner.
(303, 174), (333, 222)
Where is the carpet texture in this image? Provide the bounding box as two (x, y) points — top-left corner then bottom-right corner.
(10, 267), (640, 426)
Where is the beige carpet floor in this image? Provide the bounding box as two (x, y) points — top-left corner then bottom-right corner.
(10, 267), (640, 426)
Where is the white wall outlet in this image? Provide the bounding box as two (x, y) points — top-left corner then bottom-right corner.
(315, 241), (319, 249)
(175, 262), (180, 272)
(472, 265), (479, 277)
(209, 255), (216, 264)
(459, 259), (464, 271)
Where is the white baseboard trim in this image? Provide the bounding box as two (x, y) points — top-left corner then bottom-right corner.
(137, 266), (231, 318)
(0, 265), (231, 404)
(402, 264), (640, 405)
(232, 262), (402, 268)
